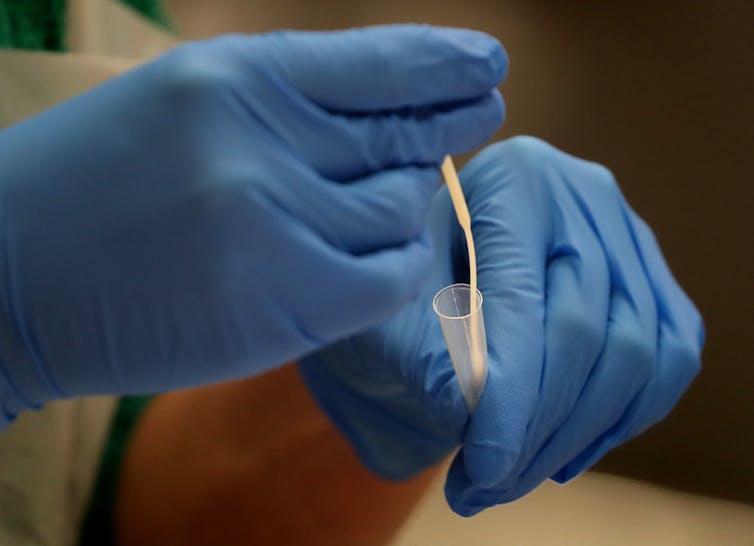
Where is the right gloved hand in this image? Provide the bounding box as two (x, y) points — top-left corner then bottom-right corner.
(0, 26), (507, 427)
(300, 137), (703, 516)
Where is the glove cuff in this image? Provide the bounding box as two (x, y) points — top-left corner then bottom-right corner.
(0, 363), (32, 431)
(0, 270), (62, 412)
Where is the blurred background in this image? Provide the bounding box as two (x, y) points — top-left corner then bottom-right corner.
(164, 0), (753, 506)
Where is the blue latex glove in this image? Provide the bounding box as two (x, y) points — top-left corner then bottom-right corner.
(299, 136), (704, 515)
(0, 26), (507, 428)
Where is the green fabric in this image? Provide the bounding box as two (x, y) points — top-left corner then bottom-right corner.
(0, 0), (67, 51)
(0, 0), (167, 51)
(78, 396), (153, 546)
(121, 0), (166, 24)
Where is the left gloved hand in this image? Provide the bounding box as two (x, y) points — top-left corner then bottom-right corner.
(0, 26), (506, 428)
(299, 136), (704, 516)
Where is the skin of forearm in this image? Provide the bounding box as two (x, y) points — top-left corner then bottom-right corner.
(114, 364), (440, 546)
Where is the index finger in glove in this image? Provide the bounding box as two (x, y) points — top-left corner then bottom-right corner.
(257, 25), (507, 111)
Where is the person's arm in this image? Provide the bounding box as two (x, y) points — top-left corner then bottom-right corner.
(115, 364), (439, 546)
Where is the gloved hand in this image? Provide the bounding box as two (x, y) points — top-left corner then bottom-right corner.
(299, 136), (704, 515)
(0, 25), (508, 427)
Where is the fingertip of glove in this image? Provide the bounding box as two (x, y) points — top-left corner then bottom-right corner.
(487, 41), (509, 85)
(434, 27), (508, 83)
(444, 450), (504, 516)
(474, 90), (506, 132)
(550, 467), (574, 484)
(551, 460), (589, 484)
(388, 26), (507, 101)
(444, 474), (508, 517)
(447, 499), (485, 518)
(482, 89), (506, 139)
(444, 478), (485, 518)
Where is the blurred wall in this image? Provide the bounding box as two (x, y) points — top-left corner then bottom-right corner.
(165, 0), (754, 505)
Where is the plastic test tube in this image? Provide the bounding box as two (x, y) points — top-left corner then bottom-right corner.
(433, 283), (488, 412)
